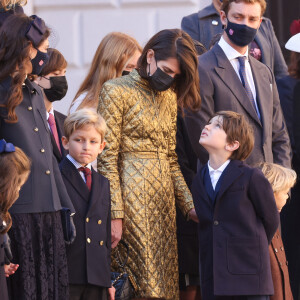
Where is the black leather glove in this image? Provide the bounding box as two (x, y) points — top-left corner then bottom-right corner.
(60, 208), (76, 245)
(3, 233), (13, 265)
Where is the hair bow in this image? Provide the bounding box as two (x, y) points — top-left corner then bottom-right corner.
(0, 139), (15, 153)
(25, 15), (47, 48)
(290, 19), (300, 36)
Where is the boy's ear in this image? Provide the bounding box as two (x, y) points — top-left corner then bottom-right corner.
(225, 140), (240, 152)
(98, 141), (106, 154)
(61, 136), (69, 150)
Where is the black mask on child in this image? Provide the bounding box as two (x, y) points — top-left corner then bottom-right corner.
(31, 49), (49, 75)
(225, 19), (258, 47)
(122, 70), (130, 76)
(42, 76), (68, 102)
(147, 60), (174, 92)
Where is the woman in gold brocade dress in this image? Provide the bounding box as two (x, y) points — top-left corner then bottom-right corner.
(97, 29), (201, 300)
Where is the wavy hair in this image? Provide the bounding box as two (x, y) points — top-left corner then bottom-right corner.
(0, 14), (49, 123)
(137, 29), (201, 112)
(0, 146), (31, 233)
(71, 32), (142, 111)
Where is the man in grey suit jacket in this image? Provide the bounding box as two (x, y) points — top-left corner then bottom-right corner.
(185, 0), (291, 169)
(181, 0), (288, 81)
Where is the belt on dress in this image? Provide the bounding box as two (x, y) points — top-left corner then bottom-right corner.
(121, 151), (168, 160)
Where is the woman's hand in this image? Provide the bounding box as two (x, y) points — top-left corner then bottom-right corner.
(108, 286), (116, 300)
(4, 263), (19, 277)
(111, 218), (123, 248)
(188, 208), (199, 223)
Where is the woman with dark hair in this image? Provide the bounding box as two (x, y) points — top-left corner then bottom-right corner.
(98, 29), (201, 300)
(0, 14), (75, 300)
(0, 0), (25, 27)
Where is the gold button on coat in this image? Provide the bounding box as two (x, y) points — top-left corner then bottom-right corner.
(86, 218), (89, 223)
(87, 238), (91, 243)
(28, 106), (33, 111)
(40, 148), (45, 153)
(98, 220), (102, 225)
(99, 241), (104, 246)
(45, 170), (51, 175)
(34, 127), (39, 132)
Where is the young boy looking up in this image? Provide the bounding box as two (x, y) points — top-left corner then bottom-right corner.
(259, 162), (296, 300)
(192, 111), (279, 300)
(60, 109), (114, 300)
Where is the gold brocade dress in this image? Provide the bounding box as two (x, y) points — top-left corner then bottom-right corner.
(97, 70), (194, 299)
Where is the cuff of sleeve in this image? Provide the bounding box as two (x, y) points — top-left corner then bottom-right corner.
(183, 201), (195, 220)
(111, 210), (124, 219)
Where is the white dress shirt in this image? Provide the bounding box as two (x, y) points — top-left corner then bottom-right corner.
(218, 37), (260, 117)
(67, 154), (92, 183)
(208, 159), (230, 190)
(46, 106), (54, 131)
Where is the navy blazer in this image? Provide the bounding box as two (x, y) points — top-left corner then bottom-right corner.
(185, 44), (291, 168)
(192, 160), (279, 298)
(51, 110), (68, 163)
(0, 78), (75, 214)
(181, 4), (288, 81)
(60, 158), (111, 288)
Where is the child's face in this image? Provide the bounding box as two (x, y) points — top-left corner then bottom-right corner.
(200, 116), (228, 151)
(274, 187), (290, 212)
(62, 125), (106, 166)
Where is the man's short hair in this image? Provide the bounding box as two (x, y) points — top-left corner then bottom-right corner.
(221, 0), (267, 16)
(213, 110), (254, 161)
(64, 109), (106, 141)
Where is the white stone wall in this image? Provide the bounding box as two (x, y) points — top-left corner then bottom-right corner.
(26, 0), (211, 114)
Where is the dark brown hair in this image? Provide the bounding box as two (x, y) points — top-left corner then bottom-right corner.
(137, 29), (201, 112)
(39, 48), (67, 76)
(221, 0), (266, 16)
(214, 111), (254, 160)
(0, 146), (31, 233)
(288, 52), (300, 79)
(0, 14), (49, 123)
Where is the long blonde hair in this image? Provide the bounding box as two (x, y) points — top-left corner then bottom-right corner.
(71, 32), (142, 111)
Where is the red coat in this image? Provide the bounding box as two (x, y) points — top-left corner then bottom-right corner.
(269, 229), (293, 300)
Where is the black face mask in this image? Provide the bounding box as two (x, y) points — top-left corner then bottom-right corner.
(225, 19), (258, 47)
(122, 70), (130, 76)
(147, 61), (174, 92)
(31, 49), (49, 75)
(42, 76), (68, 102)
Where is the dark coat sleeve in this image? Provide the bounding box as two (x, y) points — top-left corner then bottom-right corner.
(293, 82), (300, 159)
(248, 168), (279, 244)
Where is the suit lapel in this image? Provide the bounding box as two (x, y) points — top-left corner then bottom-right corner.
(61, 158), (90, 201)
(249, 56), (272, 140)
(50, 131), (62, 160)
(196, 166), (213, 207)
(215, 161), (243, 204)
(213, 45), (261, 126)
(87, 169), (103, 212)
(36, 107), (50, 132)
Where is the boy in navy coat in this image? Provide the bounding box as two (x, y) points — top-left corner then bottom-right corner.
(192, 111), (280, 300)
(59, 109), (114, 300)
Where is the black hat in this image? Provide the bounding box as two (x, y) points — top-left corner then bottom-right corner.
(25, 15), (47, 47)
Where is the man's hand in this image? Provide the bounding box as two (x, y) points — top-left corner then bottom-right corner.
(4, 263), (19, 277)
(111, 219), (123, 248)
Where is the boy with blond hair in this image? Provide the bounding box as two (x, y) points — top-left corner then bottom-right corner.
(192, 111), (279, 300)
(259, 162), (296, 300)
(59, 109), (114, 300)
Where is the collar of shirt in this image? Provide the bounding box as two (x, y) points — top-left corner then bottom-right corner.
(67, 154), (92, 171)
(46, 106), (54, 121)
(218, 36), (249, 62)
(208, 159), (230, 176)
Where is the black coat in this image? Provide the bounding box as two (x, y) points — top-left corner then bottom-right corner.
(51, 110), (68, 163)
(192, 160), (279, 299)
(60, 158), (111, 288)
(175, 113), (199, 275)
(0, 78), (75, 214)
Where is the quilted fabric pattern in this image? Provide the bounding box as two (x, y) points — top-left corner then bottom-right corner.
(98, 70), (194, 299)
